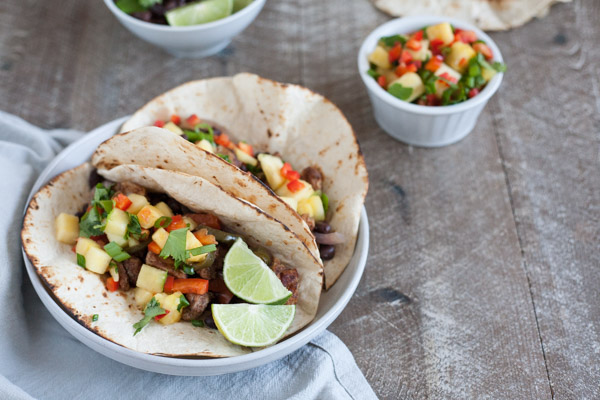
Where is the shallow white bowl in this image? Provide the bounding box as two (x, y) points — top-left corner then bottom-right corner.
(358, 16), (504, 147)
(21, 116), (369, 375)
(103, 0), (266, 58)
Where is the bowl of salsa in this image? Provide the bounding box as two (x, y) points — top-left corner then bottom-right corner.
(358, 16), (505, 147)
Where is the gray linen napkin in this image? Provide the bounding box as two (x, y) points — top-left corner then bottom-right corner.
(0, 111), (377, 400)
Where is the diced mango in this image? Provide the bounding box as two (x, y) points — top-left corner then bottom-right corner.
(126, 193), (149, 214)
(152, 292), (184, 325)
(137, 205), (164, 229)
(104, 208), (129, 247)
(434, 63), (462, 98)
(257, 153), (285, 190)
(426, 22), (454, 46)
(234, 147), (258, 166)
(183, 216), (197, 231)
(186, 231), (207, 263)
(275, 179), (315, 202)
(55, 213), (79, 244)
(196, 139), (214, 153)
(368, 46), (391, 69)
(446, 42), (476, 74)
(134, 287), (155, 309)
(407, 39), (430, 61)
(108, 261), (119, 282)
(481, 67), (497, 82)
(155, 202), (174, 218)
(280, 196), (298, 211)
(152, 228), (169, 249)
(128, 236), (140, 248)
(85, 247), (112, 274)
(389, 72), (425, 103)
(297, 195), (326, 221)
(376, 66), (397, 86)
(163, 122), (184, 135)
(76, 237), (100, 256)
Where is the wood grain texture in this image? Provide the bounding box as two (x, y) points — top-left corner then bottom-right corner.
(1, 0), (598, 398)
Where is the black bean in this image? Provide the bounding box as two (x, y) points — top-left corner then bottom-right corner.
(319, 244), (336, 260)
(204, 315), (217, 329)
(314, 221), (332, 234)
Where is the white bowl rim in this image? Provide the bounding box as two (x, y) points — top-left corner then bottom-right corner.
(103, 0), (266, 32)
(358, 15), (504, 115)
(21, 116), (370, 373)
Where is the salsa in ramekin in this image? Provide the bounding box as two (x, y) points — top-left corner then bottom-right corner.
(367, 22), (506, 106)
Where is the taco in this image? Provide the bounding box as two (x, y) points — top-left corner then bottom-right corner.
(22, 162), (322, 356)
(93, 73), (368, 289)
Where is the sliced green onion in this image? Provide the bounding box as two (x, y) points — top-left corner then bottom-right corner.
(154, 216), (172, 229)
(92, 314), (99, 322)
(187, 244), (217, 257)
(104, 242), (131, 262)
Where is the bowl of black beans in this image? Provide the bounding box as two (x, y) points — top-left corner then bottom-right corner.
(103, 0), (267, 58)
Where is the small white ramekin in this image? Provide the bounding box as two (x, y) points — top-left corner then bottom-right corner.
(103, 0), (266, 58)
(358, 16), (504, 147)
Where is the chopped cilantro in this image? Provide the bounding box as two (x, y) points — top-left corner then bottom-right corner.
(320, 192), (329, 214)
(388, 83), (413, 101)
(133, 297), (165, 336)
(182, 263), (195, 275)
(159, 227), (189, 263)
(367, 68), (380, 79)
(218, 154), (231, 162)
(491, 61), (507, 72)
(177, 295), (190, 312)
(76, 253), (86, 269)
(104, 242), (131, 262)
(380, 34), (407, 47)
(127, 214), (142, 239)
(191, 319), (205, 327)
(79, 207), (103, 237)
(115, 0), (146, 13)
(92, 314), (99, 322)
(154, 216), (172, 229)
(98, 200), (113, 214)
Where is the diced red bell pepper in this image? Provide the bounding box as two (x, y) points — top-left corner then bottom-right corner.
(214, 133), (234, 149)
(164, 276), (175, 293)
(430, 39), (445, 56)
(472, 43), (493, 60)
(455, 30), (477, 44)
(106, 277), (119, 292)
(237, 142), (254, 157)
(154, 309), (170, 321)
(439, 72), (458, 84)
(377, 75), (386, 88)
(186, 114), (201, 127)
(287, 180), (305, 193)
(172, 278), (209, 295)
(425, 55), (443, 72)
(400, 50), (413, 64)
(154, 120), (165, 128)
(148, 241), (162, 255)
(166, 215), (187, 232)
(458, 57), (468, 68)
(395, 63), (417, 77)
(468, 88), (480, 98)
(71, 244), (76, 253)
(412, 30), (423, 41)
(406, 38), (421, 51)
(193, 229), (217, 245)
(209, 278), (234, 304)
(170, 114), (181, 125)
(388, 43), (402, 63)
(280, 162), (300, 180)
(188, 213), (221, 230)
(114, 193), (132, 211)
(426, 94), (441, 106)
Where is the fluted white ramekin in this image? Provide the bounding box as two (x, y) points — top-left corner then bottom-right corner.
(358, 16), (504, 147)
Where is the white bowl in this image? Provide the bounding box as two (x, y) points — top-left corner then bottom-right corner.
(21, 116), (369, 375)
(358, 16), (504, 147)
(103, 0), (266, 58)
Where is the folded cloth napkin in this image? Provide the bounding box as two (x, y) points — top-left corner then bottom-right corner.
(0, 111), (377, 400)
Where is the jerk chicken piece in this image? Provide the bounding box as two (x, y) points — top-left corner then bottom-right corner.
(181, 293), (212, 321)
(145, 252), (187, 279)
(271, 258), (299, 305)
(301, 166), (323, 191)
(113, 181), (146, 196)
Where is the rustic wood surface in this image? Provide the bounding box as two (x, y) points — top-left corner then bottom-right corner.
(1, 0), (598, 398)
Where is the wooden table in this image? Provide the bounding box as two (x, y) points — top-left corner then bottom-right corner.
(2, 0), (598, 398)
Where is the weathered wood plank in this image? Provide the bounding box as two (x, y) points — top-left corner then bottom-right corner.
(490, 1), (600, 398)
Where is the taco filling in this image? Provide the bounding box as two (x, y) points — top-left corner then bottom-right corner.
(55, 174), (299, 343)
(153, 114), (344, 262)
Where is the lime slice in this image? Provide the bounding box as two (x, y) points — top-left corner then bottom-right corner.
(223, 238), (292, 304)
(233, 0), (253, 13)
(212, 304), (295, 347)
(165, 0), (234, 27)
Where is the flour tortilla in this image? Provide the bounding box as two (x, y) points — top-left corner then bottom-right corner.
(22, 162), (323, 357)
(112, 73), (368, 289)
(371, 0), (571, 31)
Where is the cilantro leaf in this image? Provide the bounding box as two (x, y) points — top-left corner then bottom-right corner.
(187, 244), (217, 258)
(367, 68), (380, 79)
(388, 83), (413, 101)
(77, 253), (86, 269)
(133, 297), (165, 336)
(92, 314), (99, 322)
(320, 192), (329, 214)
(491, 61), (507, 72)
(218, 154), (231, 162)
(380, 34), (407, 47)
(191, 319), (205, 327)
(79, 207), (104, 237)
(115, 0), (146, 13)
(177, 295), (190, 312)
(159, 227), (189, 263)
(127, 214), (142, 239)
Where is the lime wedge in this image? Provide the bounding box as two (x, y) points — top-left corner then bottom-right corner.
(223, 238), (292, 304)
(212, 304), (295, 347)
(165, 0), (234, 27)
(233, 0), (253, 13)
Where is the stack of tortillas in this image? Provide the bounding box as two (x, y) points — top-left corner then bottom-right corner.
(371, 0), (572, 31)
